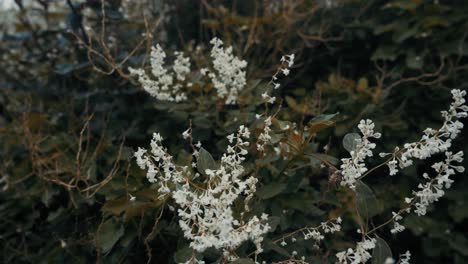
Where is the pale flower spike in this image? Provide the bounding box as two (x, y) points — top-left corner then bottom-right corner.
(129, 38), (248, 105)
(336, 237), (376, 264)
(133, 47), (465, 263)
(255, 54), (295, 153)
(341, 89), (467, 190)
(134, 126), (270, 255)
(380, 89), (467, 175)
(339, 119), (381, 189)
(207, 38), (248, 105)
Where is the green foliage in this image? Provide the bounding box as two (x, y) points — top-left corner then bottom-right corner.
(1, 0), (467, 263)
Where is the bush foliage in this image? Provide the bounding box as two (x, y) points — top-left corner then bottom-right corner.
(1, 0), (468, 263)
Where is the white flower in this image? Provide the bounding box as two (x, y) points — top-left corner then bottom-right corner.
(388, 159), (398, 176)
(129, 45), (189, 102)
(261, 92), (276, 104)
(279, 218), (341, 250)
(395, 89), (467, 170)
(207, 38), (248, 105)
(399, 251), (411, 264)
(135, 126), (269, 254)
(410, 151), (463, 216)
(280, 54), (295, 68)
(173, 51), (191, 81)
(390, 212), (405, 234)
(257, 117), (273, 152)
(340, 119), (381, 189)
(182, 128), (191, 140)
(336, 238), (376, 264)
(130, 38), (250, 105)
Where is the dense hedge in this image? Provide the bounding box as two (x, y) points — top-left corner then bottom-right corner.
(1, 0), (467, 263)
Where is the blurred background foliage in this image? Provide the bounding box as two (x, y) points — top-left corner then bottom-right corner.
(1, 0), (467, 263)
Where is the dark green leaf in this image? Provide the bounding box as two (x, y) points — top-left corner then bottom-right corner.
(372, 237), (392, 264)
(256, 183), (287, 199)
(356, 181), (383, 219)
(174, 246), (194, 263)
(97, 219), (124, 254)
(197, 147), (219, 176)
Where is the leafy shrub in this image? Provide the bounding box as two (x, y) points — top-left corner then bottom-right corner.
(1, 0), (468, 263)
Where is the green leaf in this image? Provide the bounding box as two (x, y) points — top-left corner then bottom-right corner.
(102, 198), (128, 215)
(309, 113), (338, 124)
(97, 219), (124, 254)
(267, 216), (281, 232)
(343, 133), (360, 152)
(174, 246), (194, 263)
(356, 181), (383, 219)
(371, 45), (399, 61)
(309, 153), (339, 165)
(448, 234), (468, 256)
(197, 147), (219, 176)
(372, 237), (392, 264)
(256, 183), (287, 199)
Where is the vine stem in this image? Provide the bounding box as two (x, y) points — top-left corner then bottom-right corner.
(357, 147), (407, 180)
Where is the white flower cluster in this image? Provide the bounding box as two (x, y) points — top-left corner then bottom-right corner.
(304, 217), (342, 247)
(340, 119), (381, 189)
(134, 133), (184, 194)
(405, 151), (464, 216)
(204, 38), (248, 105)
(279, 218), (342, 249)
(135, 126), (270, 254)
(130, 38), (249, 104)
(129, 44), (190, 102)
(257, 117), (273, 152)
(380, 89), (468, 175)
(336, 237), (376, 264)
(383, 250), (411, 264)
(376, 90), (467, 221)
(255, 53), (295, 153)
(390, 211), (405, 234)
(400, 250), (411, 264)
(272, 54), (295, 89)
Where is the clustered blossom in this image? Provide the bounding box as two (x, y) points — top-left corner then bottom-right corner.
(129, 45), (189, 102)
(173, 51), (191, 81)
(376, 90), (467, 233)
(255, 54), (295, 154)
(380, 89), (468, 175)
(304, 217), (342, 248)
(400, 250), (411, 264)
(279, 218), (342, 249)
(130, 38), (248, 104)
(261, 92), (276, 104)
(204, 38), (248, 104)
(390, 211), (405, 234)
(272, 54), (295, 89)
(406, 150), (464, 216)
(257, 117), (272, 152)
(135, 126), (270, 255)
(336, 237), (376, 264)
(340, 119), (381, 189)
(383, 250), (411, 264)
